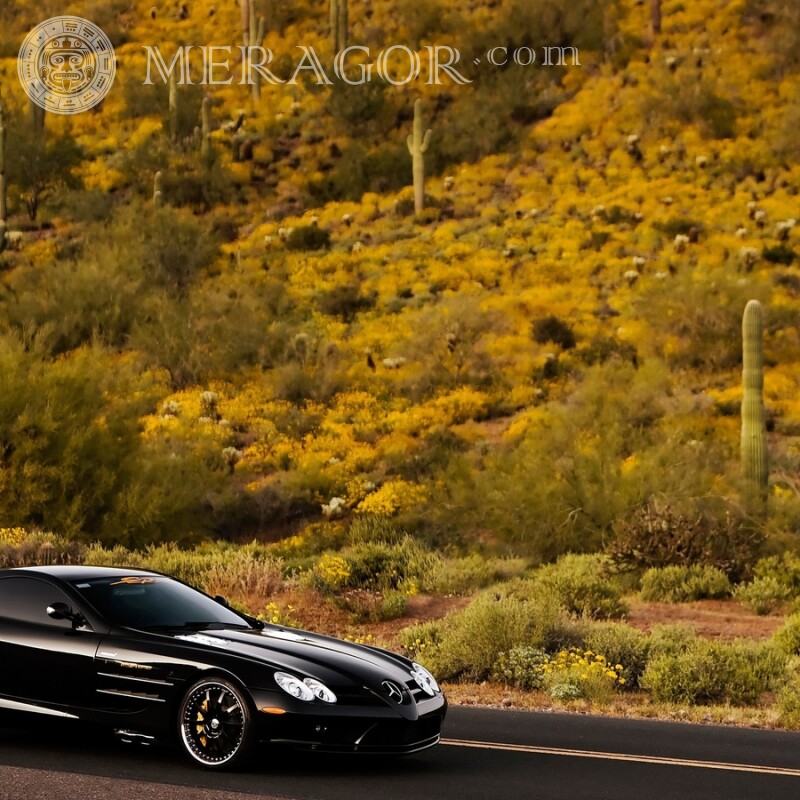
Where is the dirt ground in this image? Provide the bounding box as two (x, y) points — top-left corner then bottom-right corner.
(278, 589), (786, 644)
(623, 598), (785, 641)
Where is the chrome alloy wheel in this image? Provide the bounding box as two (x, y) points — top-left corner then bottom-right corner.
(179, 678), (252, 768)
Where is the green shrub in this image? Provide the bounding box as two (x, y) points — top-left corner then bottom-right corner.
(82, 543), (145, 569)
(267, 522), (348, 567)
(308, 142), (410, 203)
(576, 335), (639, 367)
(753, 553), (800, 594)
(0, 337), (216, 544)
(285, 226), (331, 252)
(346, 516), (406, 546)
(427, 594), (534, 680)
(777, 663), (800, 729)
(426, 554), (528, 595)
(306, 535), (438, 620)
(585, 622), (650, 689)
(453, 361), (727, 562)
(491, 646), (549, 690)
(774, 613), (800, 655)
(317, 284), (377, 321)
(647, 623), (698, 658)
(743, 0), (800, 75)
(531, 315), (576, 349)
(763, 245), (796, 265)
(548, 682), (582, 701)
(120, 202), (220, 295)
(502, 582), (589, 652)
(652, 218), (705, 238)
(735, 576), (792, 615)
(642, 78), (737, 140)
(398, 620), (444, 663)
(333, 587), (410, 623)
(379, 590), (410, 620)
(341, 537), (439, 594)
(129, 544), (220, 587)
(529, 554), (628, 619)
(640, 565), (732, 603)
(641, 640), (785, 706)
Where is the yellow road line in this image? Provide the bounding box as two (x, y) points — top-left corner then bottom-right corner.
(440, 738), (800, 778)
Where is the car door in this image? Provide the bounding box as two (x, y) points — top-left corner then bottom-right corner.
(0, 575), (105, 712)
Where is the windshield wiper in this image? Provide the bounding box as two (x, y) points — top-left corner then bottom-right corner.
(238, 612), (265, 630)
(144, 621), (251, 632)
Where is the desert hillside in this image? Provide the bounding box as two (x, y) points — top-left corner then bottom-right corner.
(2, 0), (799, 553)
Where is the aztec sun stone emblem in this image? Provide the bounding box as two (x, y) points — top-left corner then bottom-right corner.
(18, 17), (115, 115)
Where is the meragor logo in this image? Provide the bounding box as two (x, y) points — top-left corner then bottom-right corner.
(18, 16), (116, 115)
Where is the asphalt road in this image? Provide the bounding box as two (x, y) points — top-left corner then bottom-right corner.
(1, 706), (800, 800)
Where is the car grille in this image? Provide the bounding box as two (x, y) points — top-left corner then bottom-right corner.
(331, 679), (429, 707)
(404, 678), (429, 704)
(330, 686), (386, 707)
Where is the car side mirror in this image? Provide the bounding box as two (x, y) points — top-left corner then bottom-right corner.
(47, 602), (87, 629)
(213, 595), (230, 608)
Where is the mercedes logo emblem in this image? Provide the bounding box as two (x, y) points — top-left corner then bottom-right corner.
(382, 680), (404, 703)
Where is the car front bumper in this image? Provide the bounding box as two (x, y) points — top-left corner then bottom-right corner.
(253, 691), (447, 755)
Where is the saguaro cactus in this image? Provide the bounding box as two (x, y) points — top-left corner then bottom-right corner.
(153, 171), (164, 206)
(0, 103), (6, 223)
(0, 104), (6, 255)
(28, 97), (45, 136)
(201, 96), (213, 164)
(245, 0), (266, 103)
(650, 0), (662, 36)
(168, 70), (179, 140)
(407, 99), (432, 216)
(741, 299), (769, 510)
(330, 0), (348, 52)
(240, 0), (250, 45)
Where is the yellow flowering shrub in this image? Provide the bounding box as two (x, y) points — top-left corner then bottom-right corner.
(0, 528), (26, 546)
(432, 388), (489, 425)
(311, 554), (352, 592)
(356, 480), (427, 516)
(258, 601), (296, 627)
(542, 648), (626, 702)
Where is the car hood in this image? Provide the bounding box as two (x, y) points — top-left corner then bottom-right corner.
(170, 624), (419, 693)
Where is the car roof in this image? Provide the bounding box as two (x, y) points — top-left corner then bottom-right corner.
(1, 565), (163, 581)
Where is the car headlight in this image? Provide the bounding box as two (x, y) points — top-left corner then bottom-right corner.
(411, 662), (441, 696)
(274, 671), (337, 703)
(304, 678), (337, 703)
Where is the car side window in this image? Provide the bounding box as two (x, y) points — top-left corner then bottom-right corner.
(0, 577), (89, 629)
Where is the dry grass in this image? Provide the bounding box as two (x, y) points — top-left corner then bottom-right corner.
(442, 683), (787, 730)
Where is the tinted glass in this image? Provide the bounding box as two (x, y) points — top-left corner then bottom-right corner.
(70, 575), (251, 630)
(0, 577), (82, 627)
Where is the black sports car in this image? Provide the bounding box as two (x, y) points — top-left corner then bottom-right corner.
(0, 565), (446, 769)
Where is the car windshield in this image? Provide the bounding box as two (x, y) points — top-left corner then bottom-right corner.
(70, 575), (252, 631)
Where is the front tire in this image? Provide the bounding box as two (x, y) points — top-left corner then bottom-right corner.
(178, 677), (254, 769)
